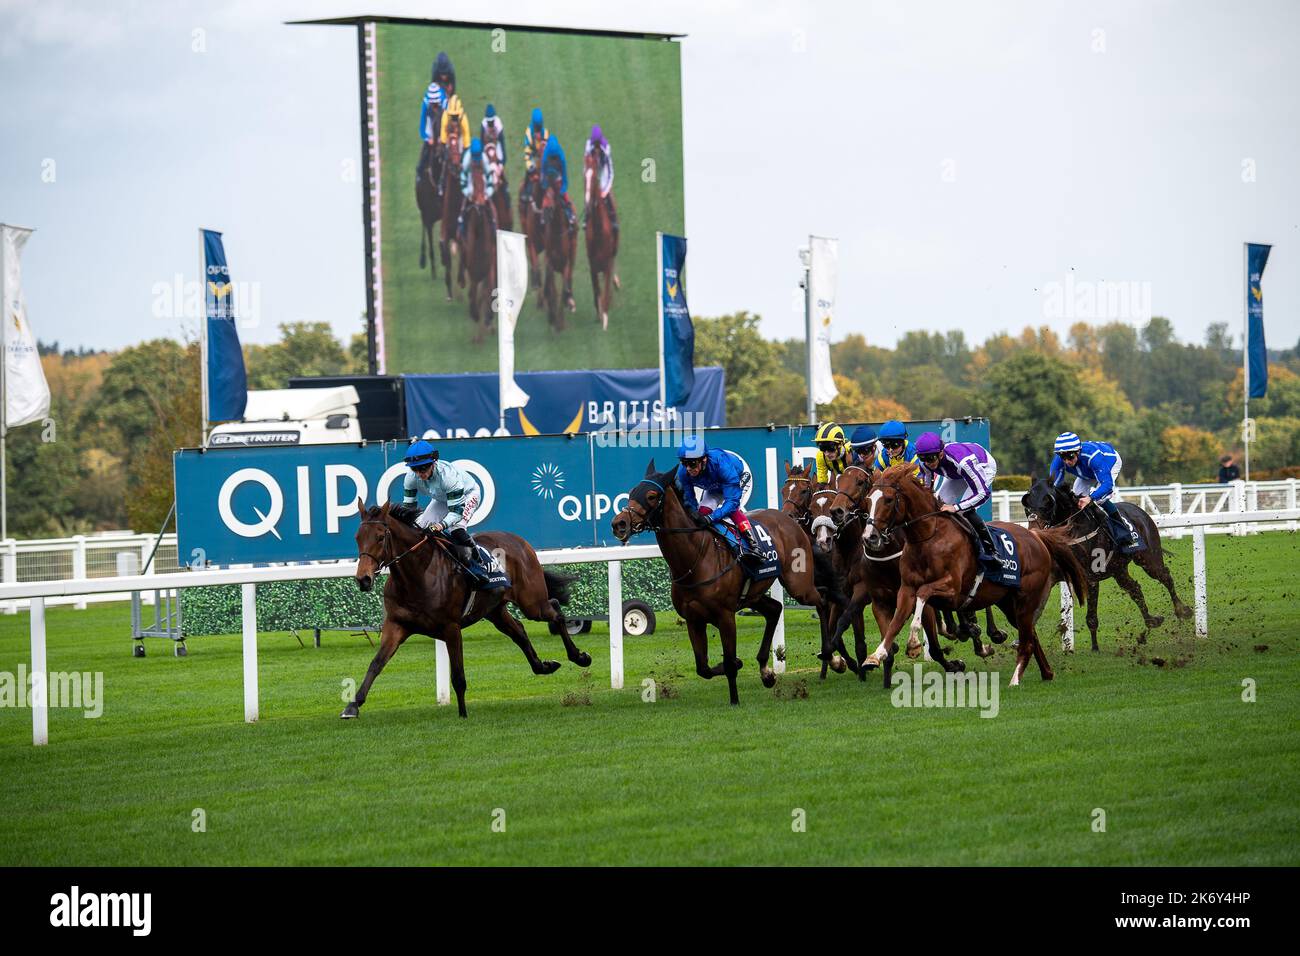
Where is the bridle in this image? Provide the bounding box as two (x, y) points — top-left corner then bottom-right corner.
(782, 474), (815, 525)
(357, 517), (431, 575)
(617, 477), (741, 588)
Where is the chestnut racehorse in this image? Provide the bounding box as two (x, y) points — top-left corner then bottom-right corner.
(612, 461), (830, 705)
(518, 167), (545, 301)
(346, 501), (592, 718)
(859, 465), (1088, 686)
(459, 165), (497, 344)
(540, 179), (576, 331)
(583, 151), (619, 331)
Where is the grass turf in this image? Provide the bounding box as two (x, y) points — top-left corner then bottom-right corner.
(0, 533), (1297, 866)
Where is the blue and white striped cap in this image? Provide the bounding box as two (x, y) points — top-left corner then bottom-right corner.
(1054, 431), (1082, 454)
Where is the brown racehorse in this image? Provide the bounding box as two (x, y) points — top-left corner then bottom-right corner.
(438, 131), (464, 302)
(484, 141), (513, 231)
(540, 179), (576, 331)
(611, 460), (830, 705)
(828, 462), (1005, 663)
(346, 501), (592, 718)
(416, 141), (444, 280)
(859, 464), (1088, 686)
(459, 165), (497, 344)
(583, 151), (619, 331)
(1022, 479), (1192, 651)
(518, 167), (545, 300)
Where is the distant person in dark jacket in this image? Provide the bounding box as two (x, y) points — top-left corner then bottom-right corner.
(1218, 454), (1241, 483)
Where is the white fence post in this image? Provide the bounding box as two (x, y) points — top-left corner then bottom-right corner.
(3, 539), (16, 615)
(1169, 482), (1184, 540)
(998, 491), (1011, 523)
(30, 596), (48, 746)
(1060, 584), (1074, 652)
(1231, 480), (1247, 536)
(765, 446), (786, 673)
(241, 582), (259, 722)
(1192, 527), (1208, 639)
(608, 560), (624, 690)
(1289, 479), (1299, 532)
(435, 640), (450, 705)
(72, 535), (87, 610)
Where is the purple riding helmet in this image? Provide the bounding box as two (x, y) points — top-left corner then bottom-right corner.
(914, 432), (944, 459)
(590, 124), (606, 148)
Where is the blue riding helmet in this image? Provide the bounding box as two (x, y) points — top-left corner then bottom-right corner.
(470, 136), (483, 157)
(878, 420), (908, 442)
(531, 107), (544, 130)
(849, 425), (877, 450)
(485, 103), (496, 119)
(677, 435), (708, 462)
(404, 439), (438, 469)
(1054, 431), (1082, 455)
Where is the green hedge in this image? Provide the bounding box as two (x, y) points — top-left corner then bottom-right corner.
(992, 474), (1031, 491)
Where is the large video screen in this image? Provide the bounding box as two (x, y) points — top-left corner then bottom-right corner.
(367, 20), (685, 374)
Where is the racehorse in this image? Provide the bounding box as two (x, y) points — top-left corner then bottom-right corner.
(583, 151), (619, 331)
(416, 141), (444, 280)
(858, 464), (1088, 686)
(459, 165), (497, 344)
(346, 501), (592, 718)
(825, 462), (1006, 662)
(540, 179), (576, 331)
(1022, 479), (1193, 651)
(484, 141), (513, 231)
(518, 168), (545, 300)
(438, 130), (465, 302)
(611, 460), (832, 705)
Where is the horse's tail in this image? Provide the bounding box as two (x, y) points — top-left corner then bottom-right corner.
(543, 569), (577, 607)
(1034, 526), (1088, 610)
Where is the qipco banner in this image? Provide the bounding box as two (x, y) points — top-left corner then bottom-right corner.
(175, 427), (798, 565)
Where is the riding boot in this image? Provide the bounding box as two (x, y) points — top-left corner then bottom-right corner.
(964, 508), (998, 563)
(449, 527), (489, 585)
(1101, 500), (1142, 552)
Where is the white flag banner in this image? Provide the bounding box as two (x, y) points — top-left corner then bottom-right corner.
(808, 235), (839, 406)
(496, 230), (530, 411)
(2, 225), (51, 429)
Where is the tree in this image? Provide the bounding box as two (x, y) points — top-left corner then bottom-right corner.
(694, 312), (806, 425)
(979, 352), (1088, 476)
(244, 322), (353, 389)
(1158, 425), (1220, 483)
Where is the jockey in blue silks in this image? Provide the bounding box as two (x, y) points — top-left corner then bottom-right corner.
(675, 435), (759, 552)
(873, 419), (923, 482)
(416, 52), (456, 179)
(540, 135), (576, 232)
(1050, 431), (1141, 552)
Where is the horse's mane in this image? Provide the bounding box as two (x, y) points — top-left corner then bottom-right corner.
(369, 503), (423, 529)
(879, 462), (935, 511)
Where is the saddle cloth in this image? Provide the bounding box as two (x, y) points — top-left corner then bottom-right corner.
(983, 527), (1022, 588)
(711, 517), (781, 582)
(458, 543), (510, 591)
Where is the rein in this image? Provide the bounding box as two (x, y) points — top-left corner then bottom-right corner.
(620, 478), (742, 588)
(358, 518), (433, 575)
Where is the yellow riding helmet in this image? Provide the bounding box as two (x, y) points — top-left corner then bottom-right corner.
(814, 422), (846, 446)
(446, 94), (464, 116)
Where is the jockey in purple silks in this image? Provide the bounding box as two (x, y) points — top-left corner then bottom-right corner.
(914, 431), (999, 562)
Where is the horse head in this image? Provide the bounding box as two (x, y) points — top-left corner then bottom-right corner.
(354, 499), (392, 592)
(1021, 480), (1063, 528)
(806, 487), (841, 556)
(827, 463), (873, 527)
(861, 463), (928, 549)
(611, 459), (676, 542)
(780, 461), (817, 521)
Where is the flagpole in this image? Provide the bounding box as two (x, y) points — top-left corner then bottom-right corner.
(199, 228), (209, 446)
(656, 231), (665, 408)
(1242, 242), (1250, 482)
(802, 242), (814, 425)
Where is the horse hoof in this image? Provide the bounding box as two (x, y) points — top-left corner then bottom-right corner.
(905, 643), (923, 660)
(537, 660), (562, 675)
(990, 630), (1008, 644)
(573, 652), (592, 668)
(946, 660), (966, 673)
(863, 654), (882, 670)
(1148, 616), (1164, 628)
(977, 645), (995, 659)
(1042, 671), (1054, 681)
(340, 704), (359, 719)
(760, 668), (776, 689)
(830, 654), (847, 674)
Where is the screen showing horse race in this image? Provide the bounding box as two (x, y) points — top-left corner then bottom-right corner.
(365, 19), (686, 375)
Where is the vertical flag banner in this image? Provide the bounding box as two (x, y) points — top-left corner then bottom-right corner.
(1246, 243), (1272, 399)
(659, 233), (694, 407)
(2, 225), (50, 428)
(496, 230), (530, 412)
(808, 235), (838, 406)
(202, 229), (248, 423)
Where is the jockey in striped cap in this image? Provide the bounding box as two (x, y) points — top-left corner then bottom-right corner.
(1049, 431), (1141, 552)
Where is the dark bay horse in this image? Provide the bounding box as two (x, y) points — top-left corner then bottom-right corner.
(416, 150), (443, 280)
(484, 141), (513, 231)
(346, 501), (592, 718)
(540, 180), (576, 331)
(518, 168), (545, 301)
(583, 151), (619, 331)
(611, 461), (830, 705)
(861, 465), (1088, 686)
(459, 166), (497, 344)
(1022, 480), (1192, 651)
(438, 131), (465, 302)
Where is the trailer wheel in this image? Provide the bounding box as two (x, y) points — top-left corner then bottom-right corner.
(565, 618), (592, 636)
(622, 601), (656, 637)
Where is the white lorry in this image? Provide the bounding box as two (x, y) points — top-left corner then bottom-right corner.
(206, 385), (363, 447)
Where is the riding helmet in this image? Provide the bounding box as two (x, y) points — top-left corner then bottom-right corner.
(849, 425), (877, 450)
(878, 420), (908, 442)
(814, 422), (846, 449)
(531, 107), (544, 129)
(404, 439), (439, 469)
(914, 432), (944, 456)
(1054, 431), (1082, 455)
(677, 434), (708, 462)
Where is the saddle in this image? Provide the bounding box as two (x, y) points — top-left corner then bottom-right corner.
(700, 517), (780, 582)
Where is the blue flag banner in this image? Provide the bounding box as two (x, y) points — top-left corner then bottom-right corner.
(660, 233), (694, 406)
(1246, 242), (1272, 400)
(202, 229), (248, 422)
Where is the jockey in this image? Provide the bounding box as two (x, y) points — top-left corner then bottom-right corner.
(675, 435), (760, 553)
(401, 439), (489, 583)
(582, 125), (619, 235)
(813, 422), (851, 484)
(480, 104), (508, 196)
(439, 94), (470, 153)
(521, 108), (548, 207)
(914, 432), (999, 562)
(849, 425), (878, 465)
(1050, 432), (1141, 551)
(873, 420), (923, 481)
(416, 53), (455, 179)
(541, 135), (576, 232)
(458, 137), (497, 237)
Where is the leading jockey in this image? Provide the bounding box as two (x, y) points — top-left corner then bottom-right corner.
(915, 432), (999, 564)
(416, 52), (455, 180)
(439, 94), (470, 157)
(873, 420), (923, 481)
(458, 137), (497, 237)
(675, 435), (760, 554)
(540, 135), (577, 233)
(1050, 431), (1141, 552)
(582, 125), (618, 236)
(402, 439), (489, 584)
(480, 103), (508, 202)
(521, 108), (548, 209)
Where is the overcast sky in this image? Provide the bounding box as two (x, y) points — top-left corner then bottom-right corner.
(2, 0), (1297, 357)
